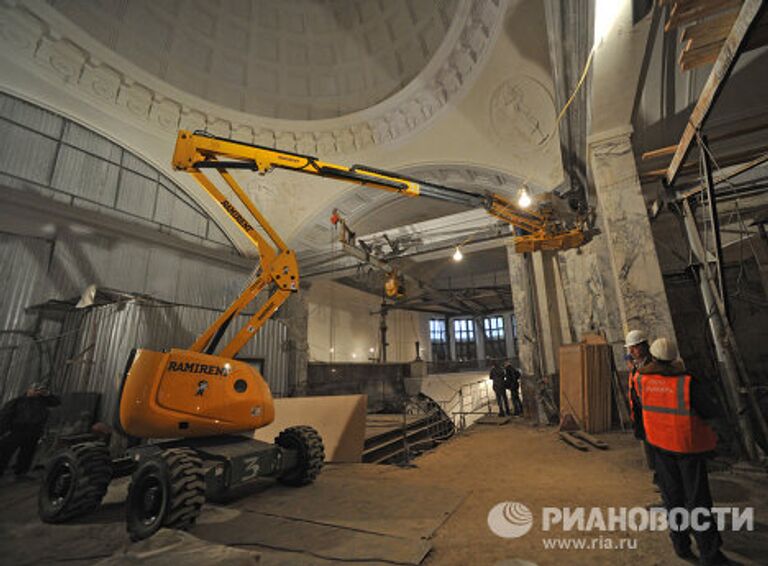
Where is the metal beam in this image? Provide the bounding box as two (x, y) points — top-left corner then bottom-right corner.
(700, 136), (730, 321)
(543, 0), (591, 199)
(681, 200), (768, 459)
(676, 151), (768, 200)
(664, 0), (765, 187)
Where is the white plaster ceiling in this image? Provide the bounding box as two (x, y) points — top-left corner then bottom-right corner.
(48, 0), (459, 120)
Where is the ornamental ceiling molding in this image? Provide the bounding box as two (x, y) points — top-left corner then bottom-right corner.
(292, 163), (543, 251)
(0, 0), (507, 156)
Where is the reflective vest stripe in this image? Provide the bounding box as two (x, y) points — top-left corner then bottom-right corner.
(642, 375), (690, 415)
(639, 372), (717, 454)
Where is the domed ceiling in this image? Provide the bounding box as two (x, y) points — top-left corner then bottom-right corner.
(48, 0), (459, 120)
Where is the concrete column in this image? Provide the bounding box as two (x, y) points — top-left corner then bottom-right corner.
(507, 244), (553, 424)
(507, 247), (538, 378)
(474, 317), (486, 361)
(448, 316), (457, 361)
(278, 291), (309, 396)
(588, 127), (675, 343)
(531, 250), (571, 374)
(504, 311), (517, 360)
(557, 229), (624, 359)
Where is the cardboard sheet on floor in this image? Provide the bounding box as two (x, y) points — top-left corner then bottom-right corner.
(194, 512), (431, 565)
(191, 465), (465, 565)
(95, 529), (260, 565)
(253, 394), (366, 463)
(232, 467), (463, 540)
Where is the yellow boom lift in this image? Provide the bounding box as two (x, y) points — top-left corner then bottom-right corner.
(37, 130), (592, 541)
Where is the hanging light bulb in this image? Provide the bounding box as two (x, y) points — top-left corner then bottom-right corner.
(452, 246), (464, 262)
(517, 187), (532, 209)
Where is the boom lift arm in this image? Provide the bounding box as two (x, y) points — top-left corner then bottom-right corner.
(172, 130), (593, 258)
(116, 129), (593, 439)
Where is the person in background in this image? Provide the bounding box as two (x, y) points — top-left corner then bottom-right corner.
(0, 382), (60, 480)
(636, 338), (729, 566)
(489, 360), (510, 417)
(504, 361), (523, 416)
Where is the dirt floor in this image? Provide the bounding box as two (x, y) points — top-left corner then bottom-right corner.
(405, 420), (768, 566)
(0, 420), (766, 565)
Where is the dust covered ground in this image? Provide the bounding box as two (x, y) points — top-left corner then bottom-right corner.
(0, 420), (765, 565)
(394, 420), (768, 566)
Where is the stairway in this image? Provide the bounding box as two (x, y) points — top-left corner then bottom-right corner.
(363, 395), (455, 465)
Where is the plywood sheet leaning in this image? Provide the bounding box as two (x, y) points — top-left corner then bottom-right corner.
(253, 394), (367, 462)
(559, 344), (586, 430)
(559, 342), (613, 433)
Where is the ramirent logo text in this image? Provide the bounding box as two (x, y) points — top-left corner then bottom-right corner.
(167, 362), (231, 376)
(221, 200), (255, 232)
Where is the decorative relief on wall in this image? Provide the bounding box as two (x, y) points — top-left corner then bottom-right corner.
(489, 76), (556, 152)
(0, 0), (507, 157)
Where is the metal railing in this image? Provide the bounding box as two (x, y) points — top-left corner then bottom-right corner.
(433, 378), (495, 431)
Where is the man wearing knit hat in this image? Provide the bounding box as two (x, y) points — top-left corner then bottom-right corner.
(637, 338), (730, 566)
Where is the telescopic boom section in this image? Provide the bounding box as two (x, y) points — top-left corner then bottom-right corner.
(172, 129), (591, 356)
(173, 130), (590, 255)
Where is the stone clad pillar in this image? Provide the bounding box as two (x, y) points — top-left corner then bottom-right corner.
(278, 291), (310, 396)
(588, 127), (675, 342)
(557, 227), (624, 359)
(531, 250), (572, 374)
(474, 317), (486, 361)
(507, 244), (554, 424)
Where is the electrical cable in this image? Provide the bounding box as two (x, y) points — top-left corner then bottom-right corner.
(453, 45), (598, 252)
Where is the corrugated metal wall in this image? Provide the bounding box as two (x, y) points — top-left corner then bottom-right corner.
(40, 302), (289, 427)
(0, 95), (295, 414)
(0, 91), (233, 249)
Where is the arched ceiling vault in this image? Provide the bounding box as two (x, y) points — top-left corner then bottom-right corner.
(0, 0), (563, 255)
(48, 0), (460, 121)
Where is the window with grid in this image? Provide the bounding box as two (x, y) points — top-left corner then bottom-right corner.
(453, 318), (477, 360)
(429, 319), (449, 361)
(484, 315), (507, 359)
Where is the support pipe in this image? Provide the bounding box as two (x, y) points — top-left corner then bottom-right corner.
(682, 201), (765, 460)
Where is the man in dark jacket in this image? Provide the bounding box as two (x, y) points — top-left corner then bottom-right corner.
(489, 361), (510, 417)
(504, 362), (523, 416)
(0, 382), (60, 479)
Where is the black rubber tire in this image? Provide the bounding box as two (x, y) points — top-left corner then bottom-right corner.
(274, 425), (324, 486)
(38, 442), (112, 523)
(126, 448), (205, 541)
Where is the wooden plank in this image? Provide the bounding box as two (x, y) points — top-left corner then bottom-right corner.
(253, 395), (366, 462)
(687, 25), (733, 47)
(559, 431), (589, 451)
(681, 43), (723, 68)
(666, 0), (743, 30)
(681, 51), (719, 69)
(572, 430), (609, 449)
(676, 152), (768, 199)
(665, 0), (765, 187)
(642, 144), (679, 160)
(559, 344), (585, 427)
(647, 112), (768, 162)
(645, 146), (768, 181)
(682, 10), (740, 40)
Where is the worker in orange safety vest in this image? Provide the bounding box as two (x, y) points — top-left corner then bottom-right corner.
(625, 330), (657, 487)
(637, 338), (729, 566)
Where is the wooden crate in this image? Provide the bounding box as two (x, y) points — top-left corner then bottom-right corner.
(559, 342), (612, 433)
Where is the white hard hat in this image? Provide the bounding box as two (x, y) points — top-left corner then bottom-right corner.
(624, 329), (647, 348)
(650, 338), (678, 362)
